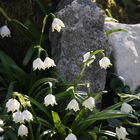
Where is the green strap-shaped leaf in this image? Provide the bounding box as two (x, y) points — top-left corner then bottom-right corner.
(29, 78), (58, 96)
(78, 110), (129, 132)
(105, 28), (128, 36)
(23, 45), (36, 66)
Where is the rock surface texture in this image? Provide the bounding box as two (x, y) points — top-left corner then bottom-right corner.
(105, 22), (140, 92)
(50, 0), (111, 92)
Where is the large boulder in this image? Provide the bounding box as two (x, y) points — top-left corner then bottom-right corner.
(105, 22), (140, 92)
(50, 0), (111, 92)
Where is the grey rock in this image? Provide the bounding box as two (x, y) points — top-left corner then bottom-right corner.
(105, 22), (140, 92)
(50, 0), (111, 92)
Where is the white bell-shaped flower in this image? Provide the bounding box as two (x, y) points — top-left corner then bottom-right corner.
(52, 18), (65, 32)
(0, 127), (4, 133)
(18, 124), (28, 137)
(44, 57), (56, 69)
(120, 103), (134, 113)
(99, 57), (112, 69)
(22, 110), (33, 122)
(82, 97), (95, 111)
(0, 120), (4, 127)
(65, 133), (77, 140)
(0, 136), (4, 140)
(44, 94), (57, 107)
(116, 126), (128, 140)
(13, 111), (24, 123)
(33, 58), (45, 71)
(0, 25), (11, 38)
(6, 99), (20, 112)
(66, 99), (80, 112)
(83, 52), (96, 67)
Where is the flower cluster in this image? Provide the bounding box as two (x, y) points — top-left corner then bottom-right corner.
(43, 89), (95, 112)
(6, 98), (33, 137)
(66, 97), (95, 112)
(33, 57), (56, 71)
(83, 52), (112, 69)
(13, 110), (33, 123)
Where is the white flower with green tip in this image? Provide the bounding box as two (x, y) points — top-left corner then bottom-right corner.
(0, 25), (11, 38)
(33, 58), (45, 71)
(44, 94), (57, 107)
(52, 18), (65, 32)
(99, 57), (112, 69)
(44, 57), (56, 69)
(82, 97), (95, 111)
(6, 99), (20, 112)
(66, 99), (80, 112)
(18, 124), (28, 137)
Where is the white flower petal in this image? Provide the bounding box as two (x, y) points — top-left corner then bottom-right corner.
(33, 58), (45, 71)
(0, 120), (4, 127)
(82, 97), (95, 111)
(52, 18), (65, 32)
(0, 127), (4, 133)
(22, 110), (33, 122)
(83, 52), (96, 66)
(44, 94), (57, 107)
(120, 103), (134, 113)
(13, 111), (24, 123)
(99, 57), (112, 69)
(65, 133), (77, 140)
(18, 124), (28, 137)
(0, 136), (4, 140)
(0, 25), (11, 38)
(66, 99), (80, 112)
(116, 126), (128, 140)
(6, 99), (20, 112)
(44, 57), (56, 69)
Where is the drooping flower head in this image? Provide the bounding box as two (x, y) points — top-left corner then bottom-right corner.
(13, 111), (24, 123)
(18, 124), (28, 137)
(44, 94), (57, 107)
(65, 133), (77, 140)
(0, 25), (11, 38)
(44, 57), (56, 69)
(33, 58), (45, 71)
(82, 97), (95, 111)
(52, 18), (65, 32)
(66, 99), (80, 112)
(6, 99), (20, 112)
(22, 110), (33, 122)
(120, 103), (134, 113)
(83, 52), (96, 67)
(99, 57), (112, 69)
(116, 126), (128, 140)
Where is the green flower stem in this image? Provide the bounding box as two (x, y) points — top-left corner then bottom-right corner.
(73, 63), (87, 90)
(0, 7), (30, 32)
(28, 122), (34, 140)
(39, 14), (48, 45)
(0, 7), (11, 21)
(39, 13), (56, 46)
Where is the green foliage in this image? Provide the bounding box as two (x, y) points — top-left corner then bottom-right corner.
(0, 4), (140, 140)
